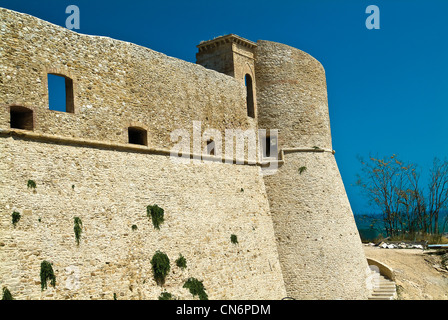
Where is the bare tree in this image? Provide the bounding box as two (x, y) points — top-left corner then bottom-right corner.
(356, 154), (412, 237)
(427, 158), (448, 234)
(356, 155), (448, 239)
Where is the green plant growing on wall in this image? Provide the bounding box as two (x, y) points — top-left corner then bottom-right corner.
(131, 224), (138, 231)
(27, 179), (36, 189)
(230, 234), (238, 244)
(12, 211), (21, 227)
(113, 293), (117, 300)
(175, 254), (187, 270)
(150, 250), (170, 285)
(40, 260), (56, 291)
(74, 217), (83, 245)
(183, 277), (208, 300)
(298, 166), (307, 174)
(147, 204), (164, 230)
(2, 287), (14, 300)
(158, 291), (174, 300)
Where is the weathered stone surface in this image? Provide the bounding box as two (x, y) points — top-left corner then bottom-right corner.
(0, 137), (285, 300)
(0, 8), (254, 155)
(0, 7), (370, 300)
(256, 40), (370, 299)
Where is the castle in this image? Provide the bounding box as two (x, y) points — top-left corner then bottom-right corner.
(0, 7), (371, 299)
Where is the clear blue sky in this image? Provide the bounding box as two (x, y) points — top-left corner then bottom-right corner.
(2, 0), (448, 215)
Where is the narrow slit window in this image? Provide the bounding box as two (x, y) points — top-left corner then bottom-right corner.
(206, 139), (215, 156)
(48, 74), (74, 113)
(264, 136), (271, 158)
(263, 134), (277, 159)
(10, 106), (34, 130)
(245, 74), (255, 118)
(128, 127), (148, 146)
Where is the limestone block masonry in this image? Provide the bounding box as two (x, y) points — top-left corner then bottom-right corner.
(255, 40), (370, 299)
(0, 137), (285, 299)
(0, 7), (370, 300)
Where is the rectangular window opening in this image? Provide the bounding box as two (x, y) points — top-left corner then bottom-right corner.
(128, 127), (148, 146)
(10, 106), (34, 130)
(48, 73), (74, 113)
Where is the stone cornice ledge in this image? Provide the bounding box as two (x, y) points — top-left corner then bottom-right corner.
(0, 129), (335, 168)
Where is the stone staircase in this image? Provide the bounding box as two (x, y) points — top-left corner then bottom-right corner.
(368, 272), (397, 300)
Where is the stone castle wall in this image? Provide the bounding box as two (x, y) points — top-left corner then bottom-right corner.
(0, 136), (286, 300)
(261, 152), (370, 299)
(0, 8), (286, 300)
(255, 40), (370, 299)
(0, 7), (371, 300)
(255, 40), (332, 150)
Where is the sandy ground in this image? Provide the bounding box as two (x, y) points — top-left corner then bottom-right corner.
(364, 245), (448, 300)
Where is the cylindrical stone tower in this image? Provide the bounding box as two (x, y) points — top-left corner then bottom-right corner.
(255, 40), (370, 299)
